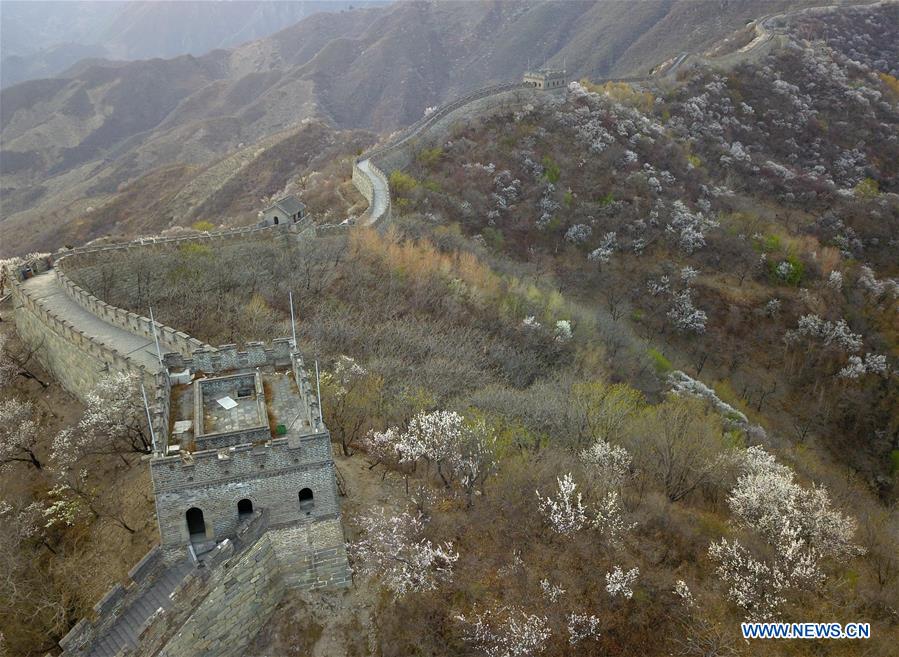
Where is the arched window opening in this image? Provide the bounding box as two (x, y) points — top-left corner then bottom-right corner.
(273, 216), (279, 225)
(298, 488), (314, 512)
(237, 498), (253, 517)
(186, 507), (205, 538)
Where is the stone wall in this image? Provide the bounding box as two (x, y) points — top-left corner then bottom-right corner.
(350, 82), (537, 227)
(50, 222), (305, 360)
(123, 515), (348, 657)
(9, 273), (158, 401)
(54, 265), (209, 359)
(58, 547), (166, 655)
(351, 161), (375, 206)
(155, 535), (285, 657)
(267, 516), (350, 589)
(152, 434), (340, 561)
(164, 339), (294, 373)
(371, 83), (536, 174)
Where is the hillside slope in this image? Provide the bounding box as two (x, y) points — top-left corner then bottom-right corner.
(0, 1), (374, 88)
(0, 0), (842, 256)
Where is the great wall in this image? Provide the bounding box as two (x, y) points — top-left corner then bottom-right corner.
(1, 6), (870, 651)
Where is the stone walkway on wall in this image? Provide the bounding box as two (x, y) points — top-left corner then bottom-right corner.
(355, 159), (389, 225)
(86, 560), (193, 657)
(21, 271), (163, 373)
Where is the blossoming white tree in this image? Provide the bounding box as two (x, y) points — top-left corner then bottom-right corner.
(838, 352), (888, 378)
(0, 399), (42, 470)
(709, 446), (863, 620)
(605, 565), (639, 599)
(554, 320), (573, 342)
(566, 613), (602, 645)
(708, 538), (787, 622)
(536, 473), (588, 535)
(456, 606), (551, 657)
(363, 410), (496, 502)
(537, 470), (635, 551)
(784, 314), (863, 352)
(580, 438), (633, 489)
(667, 290), (708, 334)
(587, 232), (617, 265)
(51, 373), (150, 471)
(673, 580), (694, 607)
(539, 578), (565, 602)
(594, 491), (636, 547)
(349, 508), (458, 597)
(666, 201), (719, 254)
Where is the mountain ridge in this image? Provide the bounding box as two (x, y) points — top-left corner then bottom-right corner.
(1, 0), (846, 256)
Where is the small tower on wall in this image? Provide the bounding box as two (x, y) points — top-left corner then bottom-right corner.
(523, 67), (567, 92)
(151, 340), (349, 589)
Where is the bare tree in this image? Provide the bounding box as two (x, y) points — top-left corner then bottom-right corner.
(0, 333), (50, 389)
(627, 397), (732, 503)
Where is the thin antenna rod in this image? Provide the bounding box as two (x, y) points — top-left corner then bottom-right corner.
(149, 306), (163, 366)
(141, 383), (158, 454)
(289, 291), (297, 349)
(314, 360), (322, 426)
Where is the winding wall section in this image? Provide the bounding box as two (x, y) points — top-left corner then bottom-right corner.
(7, 220), (311, 404)
(351, 82), (539, 225)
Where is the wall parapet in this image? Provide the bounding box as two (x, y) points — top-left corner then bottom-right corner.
(50, 221), (309, 360)
(57, 545), (168, 655)
(54, 265), (209, 360)
(162, 339), (293, 373)
(350, 81), (531, 226)
(364, 81), (527, 166)
(8, 269), (160, 385)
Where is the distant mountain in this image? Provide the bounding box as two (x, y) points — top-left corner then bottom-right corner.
(1, 0), (837, 256)
(1, 43), (109, 89)
(0, 1), (378, 88)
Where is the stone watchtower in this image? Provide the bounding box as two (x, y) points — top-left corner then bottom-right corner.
(151, 339), (348, 588)
(523, 67), (567, 92)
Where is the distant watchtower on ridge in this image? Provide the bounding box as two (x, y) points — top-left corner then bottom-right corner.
(523, 67), (567, 92)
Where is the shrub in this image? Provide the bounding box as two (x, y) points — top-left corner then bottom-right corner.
(767, 254), (804, 286)
(417, 147), (444, 168)
(854, 178), (880, 199)
(758, 233), (782, 253)
(482, 226), (504, 251)
(390, 171), (418, 196)
(647, 348), (672, 374)
(542, 156), (561, 184)
(178, 243), (212, 257)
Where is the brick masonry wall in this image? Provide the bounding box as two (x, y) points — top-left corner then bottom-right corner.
(129, 516), (348, 657)
(152, 435), (341, 557)
(9, 274), (156, 401)
(156, 535), (286, 657)
(352, 162), (375, 205)
(267, 517), (350, 589)
(58, 547), (166, 655)
(373, 86), (539, 175)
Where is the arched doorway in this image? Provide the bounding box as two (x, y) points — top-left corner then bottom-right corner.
(298, 488), (314, 512)
(186, 507), (205, 539)
(237, 498), (253, 517)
